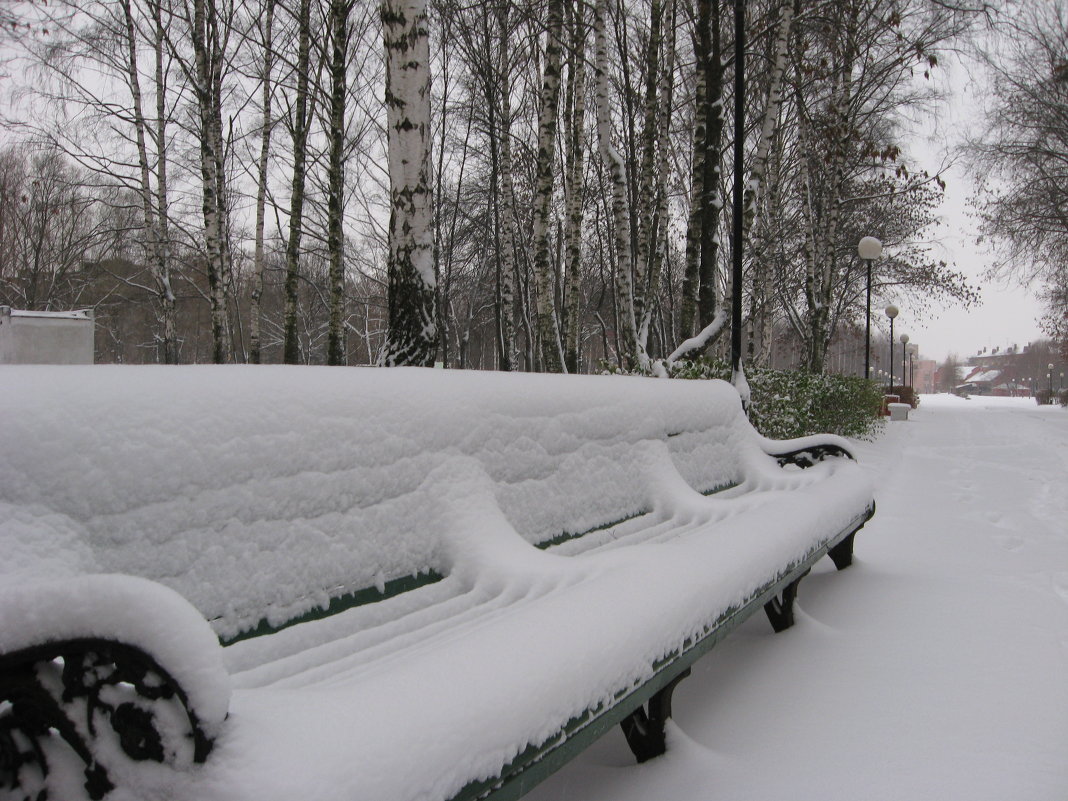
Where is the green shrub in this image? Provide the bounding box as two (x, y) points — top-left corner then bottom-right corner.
(658, 358), (885, 440)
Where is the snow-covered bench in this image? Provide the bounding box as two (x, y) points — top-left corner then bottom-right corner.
(0, 366), (874, 801)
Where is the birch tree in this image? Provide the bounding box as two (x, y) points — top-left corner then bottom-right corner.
(282, 0), (312, 364)
(326, 0), (351, 365)
(594, 0), (645, 371)
(381, 0), (436, 366)
(562, 0), (587, 374)
(530, 0), (566, 372)
(184, 0), (235, 363)
(249, 0), (276, 364)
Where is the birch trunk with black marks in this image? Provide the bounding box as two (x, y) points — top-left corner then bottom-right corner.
(741, 1), (792, 367)
(633, 0), (662, 330)
(152, 0), (176, 362)
(595, 0), (645, 371)
(530, 0), (566, 373)
(249, 0), (275, 365)
(563, 0), (586, 374)
(680, 0), (724, 344)
(496, 6), (519, 371)
(283, 0), (311, 364)
(326, 0), (350, 365)
(695, 0), (724, 334)
(121, 0), (178, 364)
(637, 0), (676, 353)
(800, 0), (857, 373)
(381, 0), (436, 366)
(190, 0), (232, 363)
(740, 0), (792, 241)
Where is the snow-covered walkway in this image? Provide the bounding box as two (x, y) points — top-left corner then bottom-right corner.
(526, 395), (1068, 801)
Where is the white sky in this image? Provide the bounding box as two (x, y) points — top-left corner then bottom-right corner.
(902, 50), (1046, 365)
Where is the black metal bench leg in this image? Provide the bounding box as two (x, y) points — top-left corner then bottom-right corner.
(620, 668), (691, 762)
(828, 531), (856, 570)
(763, 571), (808, 632)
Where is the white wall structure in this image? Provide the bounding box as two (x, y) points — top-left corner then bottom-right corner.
(0, 307), (95, 364)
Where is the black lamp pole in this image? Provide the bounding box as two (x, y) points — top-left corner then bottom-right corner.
(730, 0), (745, 381)
(858, 237), (882, 380)
(865, 258), (872, 379)
(885, 305), (898, 392)
(900, 334), (909, 390)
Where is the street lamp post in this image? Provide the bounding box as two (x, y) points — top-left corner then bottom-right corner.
(885, 305), (899, 392)
(1049, 364), (1055, 402)
(900, 334), (910, 391)
(858, 237), (882, 380)
(908, 346), (915, 388)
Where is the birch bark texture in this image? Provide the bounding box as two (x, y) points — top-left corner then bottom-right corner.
(283, 0), (311, 365)
(381, 0), (436, 367)
(594, 0), (645, 372)
(249, 0), (276, 365)
(189, 0), (233, 363)
(326, 0), (350, 365)
(530, 0), (566, 373)
(120, 0), (178, 364)
(562, 0), (587, 374)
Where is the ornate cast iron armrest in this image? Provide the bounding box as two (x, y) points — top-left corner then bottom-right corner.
(769, 442), (855, 469)
(1, 638), (215, 801)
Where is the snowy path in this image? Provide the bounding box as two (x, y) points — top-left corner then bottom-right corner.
(526, 395), (1068, 801)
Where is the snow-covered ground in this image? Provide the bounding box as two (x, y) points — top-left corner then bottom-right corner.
(3, 371), (1064, 801)
(527, 394), (1068, 801)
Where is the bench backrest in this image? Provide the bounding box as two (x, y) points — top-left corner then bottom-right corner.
(0, 366), (752, 641)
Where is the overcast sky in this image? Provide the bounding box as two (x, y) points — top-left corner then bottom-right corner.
(902, 50), (1046, 365)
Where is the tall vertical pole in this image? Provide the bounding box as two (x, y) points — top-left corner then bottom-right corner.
(730, 0), (745, 378)
(864, 259), (872, 379)
(888, 318), (895, 392)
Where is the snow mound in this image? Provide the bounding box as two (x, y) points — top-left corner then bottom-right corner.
(2, 366), (750, 640)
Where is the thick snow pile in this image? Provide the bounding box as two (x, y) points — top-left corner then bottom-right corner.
(2, 365), (782, 640)
(0, 365), (875, 801)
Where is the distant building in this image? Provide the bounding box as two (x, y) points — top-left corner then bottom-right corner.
(0, 307), (95, 364)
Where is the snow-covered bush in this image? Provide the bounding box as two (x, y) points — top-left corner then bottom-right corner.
(662, 359), (885, 440)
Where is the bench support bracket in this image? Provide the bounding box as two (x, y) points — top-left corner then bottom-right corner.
(619, 667), (691, 762)
(828, 531), (857, 570)
(763, 570), (810, 633)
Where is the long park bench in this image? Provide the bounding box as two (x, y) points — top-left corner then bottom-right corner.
(0, 365), (875, 801)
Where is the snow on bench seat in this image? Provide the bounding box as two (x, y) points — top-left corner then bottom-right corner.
(0, 365), (874, 801)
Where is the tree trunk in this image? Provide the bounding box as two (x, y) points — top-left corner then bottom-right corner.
(250, 0), (275, 365)
(381, 0), (437, 366)
(638, 0), (676, 352)
(696, 0), (724, 332)
(121, 0), (178, 364)
(530, 0), (566, 373)
(633, 0), (662, 330)
(563, 0), (586, 374)
(595, 0), (644, 371)
(326, 0), (349, 365)
(283, 0), (311, 364)
(495, 6), (518, 371)
(190, 0), (231, 364)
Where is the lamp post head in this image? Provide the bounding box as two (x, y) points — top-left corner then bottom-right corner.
(1049, 363), (1055, 370)
(900, 333), (910, 345)
(885, 304), (899, 319)
(858, 236), (883, 260)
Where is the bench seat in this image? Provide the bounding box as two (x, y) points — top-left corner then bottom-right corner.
(0, 366), (874, 801)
